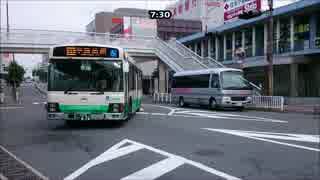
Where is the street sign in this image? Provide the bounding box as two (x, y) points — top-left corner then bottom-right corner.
(224, 0), (261, 22)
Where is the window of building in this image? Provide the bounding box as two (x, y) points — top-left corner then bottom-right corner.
(210, 36), (216, 59)
(294, 16), (310, 51)
(196, 42), (201, 56)
(235, 31), (242, 48)
(203, 39), (208, 57)
(279, 18), (291, 53)
(255, 24), (264, 56)
(226, 33), (233, 61)
(244, 28), (253, 57)
(316, 15), (320, 48)
(218, 36), (224, 61)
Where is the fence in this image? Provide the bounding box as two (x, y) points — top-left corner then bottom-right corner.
(250, 96), (284, 111)
(153, 93), (172, 104)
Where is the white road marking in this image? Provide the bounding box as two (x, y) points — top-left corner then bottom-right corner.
(0, 106), (24, 110)
(121, 157), (185, 180)
(64, 140), (144, 180)
(203, 128), (320, 152)
(65, 139), (241, 180)
(144, 105), (287, 123)
(151, 113), (167, 116)
(136, 112), (149, 115)
(32, 102), (47, 105)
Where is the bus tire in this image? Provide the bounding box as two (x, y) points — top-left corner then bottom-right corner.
(179, 97), (186, 107)
(209, 98), (217, 110)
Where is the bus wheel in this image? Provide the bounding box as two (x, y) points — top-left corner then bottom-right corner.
(209, 98), (217, 110)
(179, 97), (185, 107)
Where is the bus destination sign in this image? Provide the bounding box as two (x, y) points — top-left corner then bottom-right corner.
(53, 46), (119, 58)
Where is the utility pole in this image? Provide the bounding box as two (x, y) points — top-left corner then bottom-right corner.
(266, 0), (274, 96)
(6, 0), (9, 33)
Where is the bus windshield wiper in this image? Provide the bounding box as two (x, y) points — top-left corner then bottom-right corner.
(89, 87), (104, 95)
(64, 84), (80, 94)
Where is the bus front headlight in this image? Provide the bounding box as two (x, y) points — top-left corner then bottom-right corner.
(47, 102), (60, 112)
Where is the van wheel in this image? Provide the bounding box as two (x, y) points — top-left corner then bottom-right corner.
(179, 97), (185, 107)
(209, 98), (217, 110)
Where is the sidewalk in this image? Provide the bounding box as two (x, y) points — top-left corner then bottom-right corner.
(284, 104), (320, 114)
(0, 85), (19, 106)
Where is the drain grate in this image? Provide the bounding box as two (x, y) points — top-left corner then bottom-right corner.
(0, 146), (49, 180)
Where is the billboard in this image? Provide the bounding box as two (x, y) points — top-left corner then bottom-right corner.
(224, 0), (261, 22)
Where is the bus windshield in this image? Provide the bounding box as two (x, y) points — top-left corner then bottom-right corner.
(221, 71), (252, 90)
(48, 60), (123, 92)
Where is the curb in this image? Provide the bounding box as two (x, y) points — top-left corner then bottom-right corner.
(0, 173), (8, 180)
(0, 145), (49, 180)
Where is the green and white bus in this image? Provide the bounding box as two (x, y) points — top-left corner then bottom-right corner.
(47, 44), (142, 123)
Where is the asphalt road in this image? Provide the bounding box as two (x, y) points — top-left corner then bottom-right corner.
(0, 83), (319, 180)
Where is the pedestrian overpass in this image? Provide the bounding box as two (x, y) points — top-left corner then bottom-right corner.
(0, 29), (224, 72)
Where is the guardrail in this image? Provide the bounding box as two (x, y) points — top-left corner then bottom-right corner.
(250, 96), (284, 111)
(153, 93), (172, 104)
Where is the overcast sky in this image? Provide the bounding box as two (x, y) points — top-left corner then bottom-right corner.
(0, 0), (297, 72)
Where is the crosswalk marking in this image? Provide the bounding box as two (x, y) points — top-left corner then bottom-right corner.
(64, 139), (242, 180)
(203, 128), (320, 152)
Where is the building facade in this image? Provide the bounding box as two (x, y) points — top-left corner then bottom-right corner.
(157, 19), (202, 41)
(166, 0), (224, 31)
(86, 8), (149, 33)
(178, 0), (320, 97)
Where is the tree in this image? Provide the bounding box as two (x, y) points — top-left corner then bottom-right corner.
(6, 61), (25, 89)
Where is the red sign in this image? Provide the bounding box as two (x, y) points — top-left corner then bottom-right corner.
(206, 0), (222, 7)
(185, 0), (190, 11)
(192, 0), (197, 8)
(224, 0), (261, 21)
(178, 4), (183, 14)
(112, 17), (123, 24)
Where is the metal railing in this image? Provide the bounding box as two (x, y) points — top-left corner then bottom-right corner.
(169, 39), (225, 68)
(250, 96), (284, 111)
(153, 93), (172, 104)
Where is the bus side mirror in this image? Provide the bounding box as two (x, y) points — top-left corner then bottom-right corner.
(123, 62), (129, 73)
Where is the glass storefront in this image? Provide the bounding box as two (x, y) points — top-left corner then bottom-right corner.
(203, 39), (208, 57)
(279, 18), (291, 53)
(210, 36), (216, 59)
(235, 31), (242, 48)
(226, 33), (233, 61)
(255, 24), (264, 56)
(196, 42), (201, 56)
(244, 28), (253, 57)
(294, 16), (310, 51)
(218, 36), (224, 62)
(316, 15), (320, 48)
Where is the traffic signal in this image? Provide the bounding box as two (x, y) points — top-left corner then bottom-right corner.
(238, 10), (262, 20)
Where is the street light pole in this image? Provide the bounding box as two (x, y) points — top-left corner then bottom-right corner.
(6, 0), (9, 33)
(266, 0), (274, 96)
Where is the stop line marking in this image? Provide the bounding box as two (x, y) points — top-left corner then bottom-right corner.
(64, 139), (242, 180)
(141, 105), (287, 123)
(203, 128), (320, 152)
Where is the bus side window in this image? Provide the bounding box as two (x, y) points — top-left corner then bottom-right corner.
(211, 74), (220, 88)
